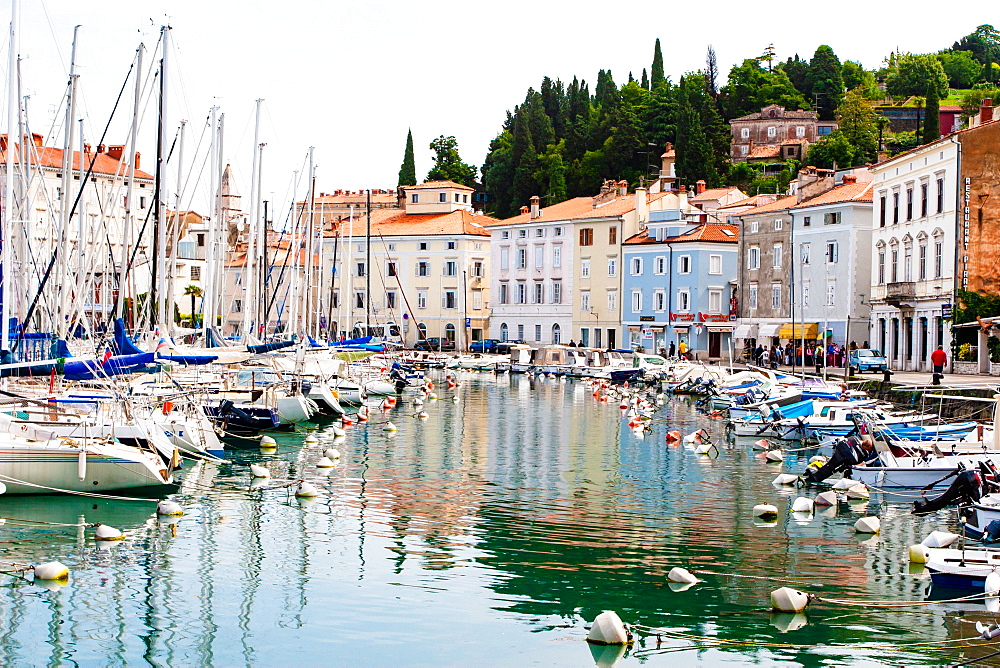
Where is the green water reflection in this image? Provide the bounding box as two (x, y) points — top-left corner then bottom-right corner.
(0, 372), (995, 666)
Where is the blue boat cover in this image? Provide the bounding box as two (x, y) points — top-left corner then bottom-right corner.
(112, 318), (145, 355)
(205, 327), (227, 348)
(247, 339), (295, 354)
(159, 354), (218, 365)
(64, 352), (156, 380)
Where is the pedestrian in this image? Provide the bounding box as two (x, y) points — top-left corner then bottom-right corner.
(931, 344), (947, 385)
(669, 341), (676, 358)
(569, 339), (576, 347)
(761, 347), (770, 368)
(754, 344), (763, 366)
(678, 339), (688, 360)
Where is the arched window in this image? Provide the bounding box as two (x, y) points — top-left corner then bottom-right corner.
(444, 323), (456, 342)
(417, 322), (427, 337)
(552, 323), (561, 344)
(500, 323), (509, 341)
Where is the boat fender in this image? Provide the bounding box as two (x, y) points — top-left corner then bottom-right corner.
(667, 567), (699, 584)
(157, 500), (184, 516)
(32, 562), (70, 581)
(770, 587), (810, 613)
(586, 611), (633, 646)
(94, 524), (125, 541)
(260, 435), (277, 447)
(921, 531), (959, 548)
(986, 572), (1000, 596)
(908, 544), (931, 563)
(854, 516), (880, 533)
(383, 422), (398, 432)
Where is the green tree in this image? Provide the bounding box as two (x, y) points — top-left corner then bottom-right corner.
(836, 89), (879, 163)
(922, 80), (941, 144)
(705, 45), (720, 98)
(885, 53), (949, 98)
(509, 113), (539, 212)
(778, 54), (811, 98)
(426, 135), (477, 186)
(758, 44), (777, 71)
(481, 131), (515, 217)
(641, 68), (649, 90)
(953, 24), (1000, 80)
(674, 75), (718, 187)
(719, 59), (773, 118)
(540, 145), (567, 204)
(643, 79), (677, 149)
(651, 38), (665, 89)
(755, 70), (810, 111)
(183, 285), (203, 327)
(841, 61), (880, 98)
(936, 50), (984, 88)
(805, 131), (856, 169)
(397, 129), (416, 187)
(807, 45), (844, 120)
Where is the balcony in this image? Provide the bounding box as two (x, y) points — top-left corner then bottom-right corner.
(884, 281), (916, 306)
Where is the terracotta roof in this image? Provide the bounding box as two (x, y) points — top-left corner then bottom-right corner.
(718, 194), (781, 210)
(746, 145), (782, 160)
(732, 108), (817, 122)
(735, 194), (798, 215)
(325, 208), (495, 237)
(404, 180), (474, 191)
(789, 181), (874, 209)
(780, 138), (807, 145)
(489, 191), (671, 227)
(940, 105), (963, 112)
(689, 186), (744, 202)
(624, 222), (739, 245)
(0, 139), (153, 180)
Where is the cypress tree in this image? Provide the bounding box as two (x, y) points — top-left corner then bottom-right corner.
(674, 76), (717, 187)
(922, 80), (941, 144)
(641, 68), (649, 90)
(651, 38), (665, 89)
(397, 129), (416, 186)
(807, 45), (844, 121)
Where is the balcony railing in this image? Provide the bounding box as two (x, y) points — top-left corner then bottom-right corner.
(885, 281), (916, 306)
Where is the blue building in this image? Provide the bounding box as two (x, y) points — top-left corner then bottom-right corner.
(622, 211), (739, 360)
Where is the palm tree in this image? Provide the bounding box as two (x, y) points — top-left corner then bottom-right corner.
(183, 284), (203, 327)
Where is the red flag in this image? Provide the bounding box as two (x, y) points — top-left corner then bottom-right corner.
(102, 347), (113, 365)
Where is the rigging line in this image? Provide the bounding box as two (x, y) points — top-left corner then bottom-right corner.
(13, 56), (136, 353)
(263, 160), (310, 326)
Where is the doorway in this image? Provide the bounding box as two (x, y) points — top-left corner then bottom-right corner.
(709, 331), (722, 358)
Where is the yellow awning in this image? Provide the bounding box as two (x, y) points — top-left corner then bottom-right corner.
(778, 323), (819, 339)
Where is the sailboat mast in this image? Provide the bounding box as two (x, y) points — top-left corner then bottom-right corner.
(305, 147), (315, 337)
(151, 24), (170, 328)
(365, 189), (371, 336)
(168, 118), (185, 334)
(2, 0), (19, 354)
(242, 98), (262, 339)
(119, 43), (143, 325)
(57, 25), (80, 338)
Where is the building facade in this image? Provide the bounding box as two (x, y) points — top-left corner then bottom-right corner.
(729, 104), (836, 163)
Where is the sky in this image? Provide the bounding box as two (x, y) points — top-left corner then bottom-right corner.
(4, 0), (986, 217)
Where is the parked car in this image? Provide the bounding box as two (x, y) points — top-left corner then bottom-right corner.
(494, 339), (526, 355)
(413, 337), (455, 352)
(470, 338), (501, 353)
(849, 348), (888, 372)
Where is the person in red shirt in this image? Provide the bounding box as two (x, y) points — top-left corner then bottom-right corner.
(931, 345), (947, 383)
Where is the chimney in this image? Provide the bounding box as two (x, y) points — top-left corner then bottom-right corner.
(695, 179), (706, 195)
(635, 187), (648, 224)
(83, 143), (92, 155)
(520, 205), (529, 215)
(97, 144), (106, 154)
(107, 145), (125, 161)
(618, 180), (629, 197)
(0, 135), (6, 151)
(796, 167), (836, 203)
(678, 184), (688, 209)
(134, 152), (141, 170)
(32, 133), (42, 147)
(842, 174), (857, 185)
(981, 97), (994, 126)
(529, 195), (541, 219)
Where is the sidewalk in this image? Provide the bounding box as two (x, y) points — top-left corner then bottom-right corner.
(753, 363), (1000, 390)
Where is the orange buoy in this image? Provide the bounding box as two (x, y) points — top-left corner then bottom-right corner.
(342, 417), (354, 426)
(666, 430), (681, 442)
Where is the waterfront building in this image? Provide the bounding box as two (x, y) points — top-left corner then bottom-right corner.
(622, 216), (739, 360)
(729, 105), (837, 164)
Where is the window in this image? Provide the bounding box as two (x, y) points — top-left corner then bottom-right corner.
(535, 324), (542, 342)
(534, 246), (544, 269)
(879, 195), (886, 227)
(417, 290), (427, 309)
(906, 187), (913, 220)
(748, 246), (760, 270)
(232, 299), (243, 313)
(386, 291), (397, 309)
(891, 249), (898, 282)
(803, 216), (811, 227)
(823, 212), (841, 225)
(444, 261), (457, 276)
(191, 266), (201, 281)
(197, 233), (205, 247)
(767, 126), (776, 137)
(533, 282), (543, 304)
(580, 291), (590, 311)
(552, 281), (561, 304)
(419, 242), (428, 250)
(517, 248), (527, 269)
(826, 242), (838, 264)
(518, 229), (527, 238)
(581, 260), (590, 278)
(463, 194), (468, 203)
(892, 192), (899, 223)
(826, 281), (836, 306)
(607, 290), (617, 312)
(919, 244), (927, 280)
(741, 127), (750, 139)
(709, 255), (722, 274)
(411, 194), (419, 203)
(904, 244), (913, 281)
(354, 292), (365, 309)
(516, 283), (527, 304)
(772, 243), (782, 268)
(802, 284), (810, 307)
(554, 227), (563, 236)
(748, 285), (758, 310)
(771, 284), (781, 309)
(500, 248), (509, 270)
(878, 251), (885, 284)
(387, 262), (398, 277)
(934, 241), (943, 278)
(447, 241), (456, 250)
(454, 193), (460, 203)
(678, 255), (692, 274)
(655, 256), (666, 274)
(920, 182), (928, 217)
(499, 283), (509, 304)
(801, 243), (811, 265)
(439, 192), (447, 203)
(472, 261), (483, 277)
(518, 324), (525, 340)
(740, 145), (749, 155)
(632, 291), (642, 313)
(444, 291), (457, 309)
(709, 289), (722, 313)
(609, 227), (617, 244)
(631, 257), (643, 275)
(749, 221), (759, 233)
(796, 126), (805, 138)
(388, 243), (396, 251)
(936, 177), (944, 213)
(607, 258), (617, 276)
(677, 289), (690, 312)
(535, 228), (544, 237)
(417, 261), (430, 277)
(818, 125), (834, 136)
(501, 230), (510, 240)
(774, 218), (783, 231)
(552, 246), (562, 268)
(579, 228), (593, 246)
(551, 323), (561, 344)
(356, 261), (366, 277)
(654, 290), (666, 311)
(500, 323), (508, 341)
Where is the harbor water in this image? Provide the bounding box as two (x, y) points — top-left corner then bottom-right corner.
(0, 371), (991, 666)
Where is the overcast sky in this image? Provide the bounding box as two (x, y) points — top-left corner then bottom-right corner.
(5, 0), (984, 216)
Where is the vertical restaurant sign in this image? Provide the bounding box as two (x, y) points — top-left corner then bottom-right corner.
(963, 177), (970, 289)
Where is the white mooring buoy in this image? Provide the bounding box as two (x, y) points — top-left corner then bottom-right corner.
(814, 491), (838, 506)
(586, 611), (633, 645)
(94, 524), (125, 541)
(770, 587), (810, 613)
(250, 464), (271, 478)
(32, 561), (70, 580)
(832, 478), (855, 490)
(304, 433), (319, 444)
(316, 456), (337, 468)
(156, 500), (184, 516)
(791, 497), (814, 513)
(765, 450), (785, 463)
(921, 531), (959, 548)
(772, 473), (798, 486)
(753, 504), (779, 518)
(383, 422), (398, 432)
(331, 425), (346, 437)
(323, 448), (342, 460)
(294, 481), (319, 498)
(846, 483), (870, 500)
(854, 516), (880, 533)
(667, 567), (699, 585)
(259, 435), (277, 448)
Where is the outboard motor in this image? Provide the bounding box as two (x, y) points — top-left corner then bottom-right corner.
(912, 465), (984, 515)
(803, 436), (866, 484)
